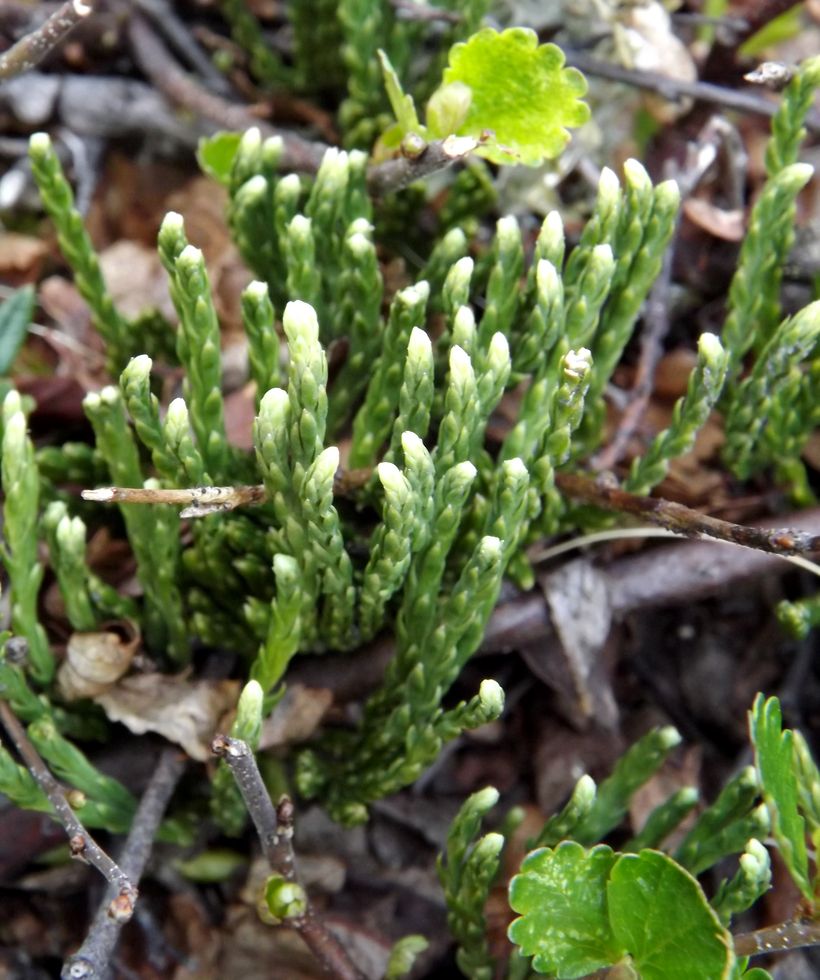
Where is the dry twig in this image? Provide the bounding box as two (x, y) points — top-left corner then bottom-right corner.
(61, 748), (186, 980)
(555, 472), (820, 556)
(733, 919), (820, 957)
(0, 0), (93, 80)
(0, 696), (135, 920)
(211, 735), (366, 980)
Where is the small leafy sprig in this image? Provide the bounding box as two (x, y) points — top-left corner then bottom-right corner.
(504, 693), (820, 977)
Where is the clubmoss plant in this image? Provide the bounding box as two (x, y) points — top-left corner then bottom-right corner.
(1, 20), (820, 980)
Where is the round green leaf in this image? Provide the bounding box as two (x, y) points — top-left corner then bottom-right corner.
(508, 842), (623, 977)
(439, 28), (589, 165)
(607, 850), (736, 980)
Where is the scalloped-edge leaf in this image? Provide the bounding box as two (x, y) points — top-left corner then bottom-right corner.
(508, 842), (623, 977)
(0, 285), (34, 375)
(608, 850), (736, 980)
(438, 28), (589, 166)
(750, 694), (812, 899)
(197, 132), (242, 185)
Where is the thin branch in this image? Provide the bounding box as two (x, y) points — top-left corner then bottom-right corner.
(563, 48), (820, 136)
(126, 13), (326, 173)
(61, 748), (186, 980)
(129, 0), (231, 95)
(733, 918), (820, 957)
(82, 484), (266, 518)
(211, 735), (366, 980)
(555, 472), (820, 557)
(367, 135), (480, 196)
(0, 697), (135, 920)
(0, 0), (93, 80)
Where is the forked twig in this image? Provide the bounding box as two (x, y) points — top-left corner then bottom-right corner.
(0, 697), (135, 919)
(211, 735), (365, 980)
(61, 748), (186, 980)
(0, 0), (94, 80)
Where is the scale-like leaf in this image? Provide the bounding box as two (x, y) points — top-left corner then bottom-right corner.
(608, 850), (736, 980)
(508, 842), (622, 977)
(438, 28), (589, 165)
(749, 694), (812, 899)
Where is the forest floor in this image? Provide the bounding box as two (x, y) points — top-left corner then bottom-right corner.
(1, 1), (820, 978)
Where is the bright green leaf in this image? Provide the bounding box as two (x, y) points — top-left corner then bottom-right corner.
(438, 28), (589, 166)
(197, 132), (242, 185)
(741, 970), (772, 980)
(0, 285), (34, 374)
(378, 50), (423, 135)
(508, 842), (623, 977)
(749, 694), (812, 899)
(608, 850), (735, 980)
(174, 848), (246, 882)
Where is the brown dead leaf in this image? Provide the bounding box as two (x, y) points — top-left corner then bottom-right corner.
(98, 240), (175, 322)
(95, 673), (239, 761)
(683, 198), (745, 242)
(258, 684), (333, 750)
(58, 622), (139, 701)
(0, 232), (49, 282)
(653, 347), (699, 399)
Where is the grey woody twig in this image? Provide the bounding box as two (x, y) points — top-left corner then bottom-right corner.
(61, 748), (186, 980)
(0, 0), (93, 80)
(0, 697), (135, 920)
(554, 472), (820, 556)
(211, 735), (366, 980)
(733, 919), (820, 957)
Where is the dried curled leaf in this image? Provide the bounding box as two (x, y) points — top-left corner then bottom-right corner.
(96, 672), (240, 761)
(57, 622), (139, 700)
(439, 28), (590, 165)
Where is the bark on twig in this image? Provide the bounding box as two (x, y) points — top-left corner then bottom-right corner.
(82, 484), (267, 518)
(211, 735), (366, 980)
(61, 748), (185, 980)
(733, 918), (820, 957)
(0, 0), (93, 80)
(555, 473), (820, 557)
(0, 698), (135, 920)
